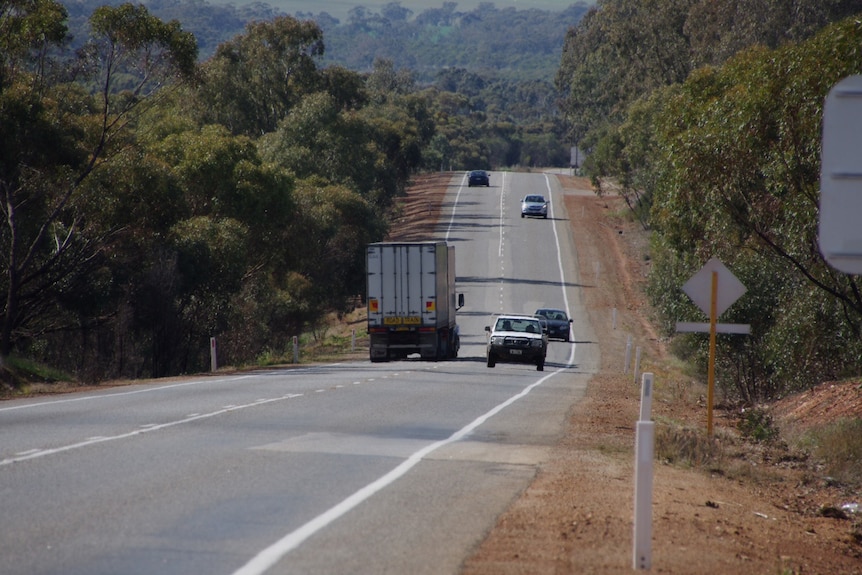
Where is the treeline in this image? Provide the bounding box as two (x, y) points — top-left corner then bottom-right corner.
(310, 2), (590, 83)
(0, 4), (405, 382)
(555, 0), (862, 402)
(61, 0), (582, 167)
(2, 0), (580, 384)
(64, 0), (589, 84)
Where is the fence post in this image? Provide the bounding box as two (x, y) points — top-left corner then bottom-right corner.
(624, 335), (632, 372)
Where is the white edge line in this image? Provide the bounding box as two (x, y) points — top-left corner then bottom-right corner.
(231, 368), (561, 575)
(545, 173), (578, 366)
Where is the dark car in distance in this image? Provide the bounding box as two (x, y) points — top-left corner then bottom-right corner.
(468, 170), (490, 187)
(534, 308), (573, 341)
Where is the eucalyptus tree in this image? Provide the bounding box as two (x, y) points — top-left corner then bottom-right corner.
(0, 1), (196, 371)
(556, 0), (862, 177)
(145, 124), (299, 373)
(197, 15), (326, 137)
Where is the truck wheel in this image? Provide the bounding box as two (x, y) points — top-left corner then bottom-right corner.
(536, 357), (545, 371)
(487, 354), (496, 368)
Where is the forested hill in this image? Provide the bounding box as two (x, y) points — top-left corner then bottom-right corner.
(312, 3), (590, 82)
(62, 0), (590, 83)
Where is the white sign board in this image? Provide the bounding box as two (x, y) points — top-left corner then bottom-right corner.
(676, 322), (750, 334)
(820, 75), (862, 274)
(682, 258), (746, 318)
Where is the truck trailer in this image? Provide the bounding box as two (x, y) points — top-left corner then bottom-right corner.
(366, 242), (465, 362)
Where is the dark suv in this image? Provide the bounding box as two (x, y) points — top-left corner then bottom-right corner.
(468, 170), (490, 187)
(485, 315), (547, 371)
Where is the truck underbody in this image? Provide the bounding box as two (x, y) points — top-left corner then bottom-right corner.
(369, 326), (460, 361)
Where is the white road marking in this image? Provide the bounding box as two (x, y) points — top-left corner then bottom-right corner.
(0, 393), (304, 467)
(0, 375), (257, 412)
(232, 369), (564, 575)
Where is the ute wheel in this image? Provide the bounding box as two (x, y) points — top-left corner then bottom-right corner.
(487, 354), (496, 368)
(536, 357), (545, 371)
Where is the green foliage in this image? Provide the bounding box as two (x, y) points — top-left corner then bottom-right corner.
(3, 0), (579, 381)
(318, 3), (588, 84)
(197, 15), (325, 136)
(557, 0), (860, 151)
(737, 408), (779, 443)
(59, 1), (581, 171)
(5, 354), (72, 384)
(559, 4), (862, 402)
(0, 0), (69, 67)
(0, 1), (199, 377)
(643, 18), (862, 401)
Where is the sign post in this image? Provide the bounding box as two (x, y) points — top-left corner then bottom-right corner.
(707, 272), (718, 436)
(677, 258), (749, 436)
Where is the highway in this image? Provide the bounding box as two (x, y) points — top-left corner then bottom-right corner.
(0, 171), (599, 575)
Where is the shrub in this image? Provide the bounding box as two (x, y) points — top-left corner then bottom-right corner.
(800, 418), (862, 488)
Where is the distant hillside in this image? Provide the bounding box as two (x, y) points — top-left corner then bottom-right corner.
(261, 0), (589, 24)
(314, 2), (590, 82)
(61, 0), (589, 83)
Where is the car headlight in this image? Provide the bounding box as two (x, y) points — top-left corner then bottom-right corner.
(490, 336), (503, 345)
(531, 339), (543, 347)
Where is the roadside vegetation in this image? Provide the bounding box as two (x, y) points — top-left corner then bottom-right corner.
(557, 0), (862, 406)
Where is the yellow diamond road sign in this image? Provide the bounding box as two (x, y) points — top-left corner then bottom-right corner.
(682, 258), (746, 318)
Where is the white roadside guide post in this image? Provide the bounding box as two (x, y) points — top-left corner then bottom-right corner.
(676, 258), (749, 437)
(633, 372), (654, 570)
(820, 75), (862, 274)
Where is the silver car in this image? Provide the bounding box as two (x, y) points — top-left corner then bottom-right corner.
(521, 195), (548, 218)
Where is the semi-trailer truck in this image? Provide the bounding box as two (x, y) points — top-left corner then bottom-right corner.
(366, 241), (465, 362)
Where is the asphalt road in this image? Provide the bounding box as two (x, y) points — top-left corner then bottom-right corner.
(0, 171), (599, 575)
